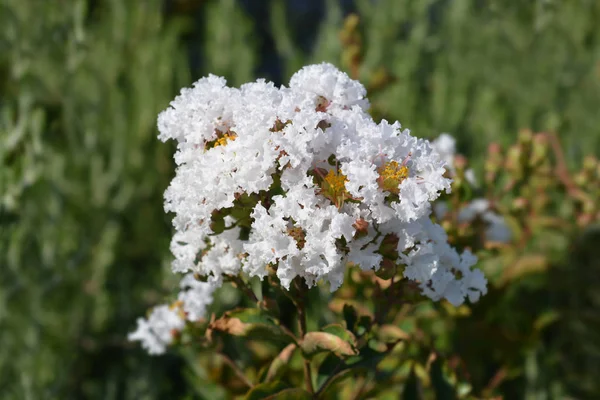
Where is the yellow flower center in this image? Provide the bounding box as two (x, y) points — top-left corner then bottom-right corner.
(320, 169), (352, 208)
(213, 132), (237, 147)
(324, 169), (349, 193)
(378, 161), (409, 194)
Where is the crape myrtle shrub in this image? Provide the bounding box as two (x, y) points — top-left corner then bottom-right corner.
(1, 0), (599, 398)
(130, 65), (600, 399)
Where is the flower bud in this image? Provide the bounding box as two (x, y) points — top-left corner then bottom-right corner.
(583, 155), (597, 174)
(583, 199), (596, 215)
(574, 171), (587, 187)
(454, 154), (468, 171)
(530, 134), (549, 167)
(353, 218), (369, 238)
(518, 129), (533, 145)
(506, 145), (524, 179)
(485, 142), (503, 184)
(511, 197), (528, 212)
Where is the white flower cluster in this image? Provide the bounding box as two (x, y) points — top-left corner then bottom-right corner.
(431, 134), (512, 244)
(128, 274), (215, 355)
(152, 63), (487, 308)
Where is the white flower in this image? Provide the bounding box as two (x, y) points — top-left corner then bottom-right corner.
(128, 305), (185, 355)
(459, 199), (512, 243)
(128, 318), (166, 355)
(178, 274), (216, 321)
(150, 62), (487, 312)
(128, 274), (217, 355)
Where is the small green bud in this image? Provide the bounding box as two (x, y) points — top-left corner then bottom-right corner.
(518, 129), (533, 145)
(530, 134), (549, 167)
(506, 145), (524, 179)
(574, 171), (587, 187)
(583, 200), (596, 215)
(583, 155), (597, 173)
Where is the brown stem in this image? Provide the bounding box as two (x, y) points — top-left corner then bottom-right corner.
(218, 350), (253, 388)
(542, 132), (591, 203)
(295, 280), (315, 394)
(227, 275), (258, 303)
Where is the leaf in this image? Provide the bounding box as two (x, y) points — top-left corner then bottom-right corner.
(244, 381), (288, 400)
(244, 381), (312, 400)
(345, 346), (391, 373)
(322, 324), (357, 347)
(301, 325), (358, 358)
(316, 352), (346, 388)
(429, 357), (457, 400)
(328, 299), (374, 319)
(376, 324), (411, 343)
(500, 254), (548, 284)
(211, 308), (293, 344)
(265, 343), (297, 382)
(316, 369), (355, 398)
(264, 388), (313, 400)
(533, 310), (560, 332)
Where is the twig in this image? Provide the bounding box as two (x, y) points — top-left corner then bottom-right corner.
(542, 132), (591, 203)
(218, 350), (253, 388)
(314, 360), (345, 397)
(295, 279), (315, 394)
(227, 275), (258, 303)
(350, 376), (371, 400)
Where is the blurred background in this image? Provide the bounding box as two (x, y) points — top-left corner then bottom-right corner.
(1, 0), (599, 398)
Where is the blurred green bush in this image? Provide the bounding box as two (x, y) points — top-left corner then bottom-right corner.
(1, 0), (598, 398)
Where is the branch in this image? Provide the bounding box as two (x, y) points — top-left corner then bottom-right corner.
(226, 275), (259, 303)
(218, 350), (253, 388)
(542, 132), (591, 203)
(294, 279), (315, 394)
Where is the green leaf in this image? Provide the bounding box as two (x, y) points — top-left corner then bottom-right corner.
(376, 324), (411, 343)
(322, 324), (357, 347)
(301, 325), (358, 358)
(402, 367), (420, 400)
(264, 388), (313, 400)
(211, 308), (293, 344)
(316, 353), (345, 387)
(356, 315), (373, 336)
(316, 353), (354, 395)
(244, 381), (288, 400)
(244, 382), (312, 400)
(264, 343), (297, 382)
(430, 357), (457, 400)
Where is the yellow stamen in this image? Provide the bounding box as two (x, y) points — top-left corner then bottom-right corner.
(378, 161), (409, 194)
(320, 169), (352, 208)
(213, 132), (237, 147)
(324, 169), (348, 193)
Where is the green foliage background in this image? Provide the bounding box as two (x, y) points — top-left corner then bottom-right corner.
(0, 0), (598, 398)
